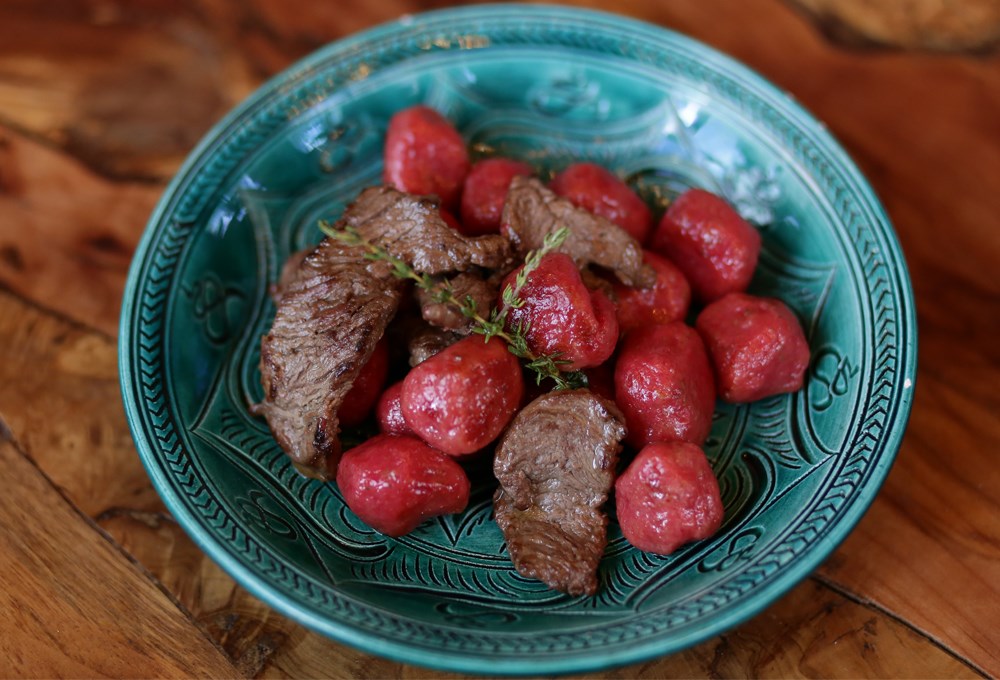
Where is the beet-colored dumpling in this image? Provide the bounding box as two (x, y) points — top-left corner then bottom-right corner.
(336, 434), (470, 537)
(550, 163), (652, 243)
(401, 336), (523, 455)
(460, 157), (533, 235)
(501, 252), (618, 371)
(383, 105), (469, 209)
(375, 381), (414, 436)
(650, 188), (760, 303)
(439, 208), (463, 233)
(613, 250), (691, 333)
(614, 322), (716, 448)
(696, 292), (810, 403)
(615, 441), (724, 555)
(337, 338), (389, 427)
(582, 361), (616, 403)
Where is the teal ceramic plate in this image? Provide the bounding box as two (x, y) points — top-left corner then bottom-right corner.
(120, 6), (916, 675)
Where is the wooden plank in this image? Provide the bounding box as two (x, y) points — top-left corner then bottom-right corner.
(1, 0), (997, 675)
(0, 0), (254, 181)
(0, 125), (160, 336)
(785, 0), (1000, 51)
(819, 371), (1000, 676)
(100, 508), (324, 677)
(619, 579), (976, 680)
(0, 289), (161, 517)
(0, 438), (238, 677)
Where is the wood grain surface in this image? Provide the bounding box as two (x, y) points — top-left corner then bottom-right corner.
(0, 0), (997, 677)
(0, 436), (237, 677)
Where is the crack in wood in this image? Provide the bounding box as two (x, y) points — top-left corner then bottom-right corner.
(0, 283), (116, 342)
(95, 506), (179, 528)
(811, 574), (989, 678)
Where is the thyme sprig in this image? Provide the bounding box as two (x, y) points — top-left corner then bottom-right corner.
(319, 221), (587, 390)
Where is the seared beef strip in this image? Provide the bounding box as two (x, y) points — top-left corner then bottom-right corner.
(407, 322), (463, 367)
(384, 312), (457, 368)
(415, 271), (499, 333)
(254, 238), (402, 479)
(502, 176), (655, 288)
(493, 389), (626, 596)
(256, 186), (515, 479)
(345, 186), (513, 274)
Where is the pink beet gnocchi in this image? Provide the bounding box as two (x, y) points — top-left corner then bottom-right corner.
(651, 188), (761, 303)
(336, 434), (471, 537)
(550, 162), (652, 244)
(375, 381), (413, 436)
(383, 105), (469, 209)
(614, 322), (716, 448)
(696, 292), (810, 403)
(501, 252), (619, 371)
(401, 335), (524, 456)
(615, 441), (724, 555)
(460, 157), (533, 235)
(612, 250), (691, 332)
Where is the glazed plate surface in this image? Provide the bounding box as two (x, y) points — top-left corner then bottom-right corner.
(119, 6), (916, 674)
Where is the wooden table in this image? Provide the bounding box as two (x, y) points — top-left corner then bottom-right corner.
(1, 1), (997, 676)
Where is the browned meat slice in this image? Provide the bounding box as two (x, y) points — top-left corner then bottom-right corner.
(344, 186), (513, 274)
(415, 271), (499, 332)
(407, 323), (463, 367)
(502, 176), (655, 288)
(493, 389), (626, 595)
(253, 238), (402, 480)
